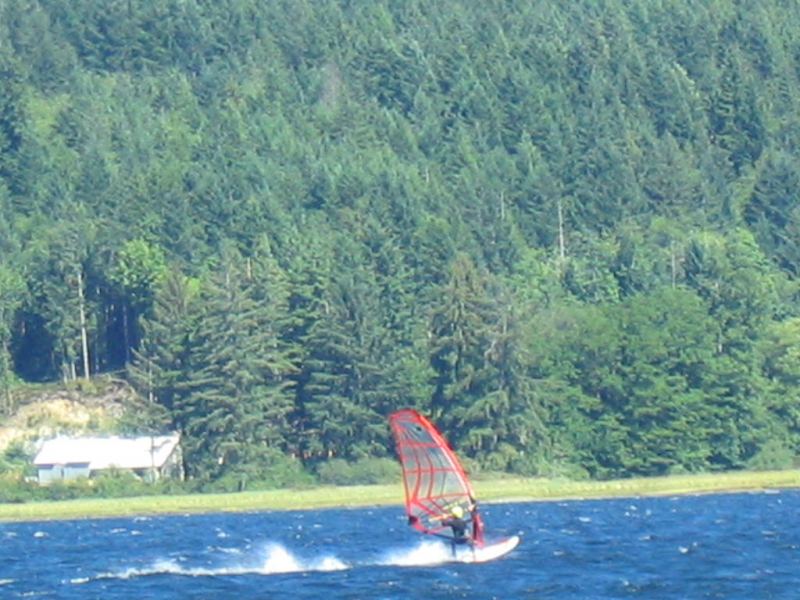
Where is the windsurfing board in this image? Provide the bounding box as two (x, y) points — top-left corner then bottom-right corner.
(457, 535), (520, 563)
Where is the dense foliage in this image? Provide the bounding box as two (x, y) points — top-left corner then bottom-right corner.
(2, 0), (800, 485)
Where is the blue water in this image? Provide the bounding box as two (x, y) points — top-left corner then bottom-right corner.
(2, 490), (799, 599)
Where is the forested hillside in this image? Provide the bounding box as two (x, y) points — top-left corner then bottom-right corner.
(2, 0), (800, 485)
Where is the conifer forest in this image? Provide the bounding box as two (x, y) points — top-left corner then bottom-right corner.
(2, 0), (800, 486)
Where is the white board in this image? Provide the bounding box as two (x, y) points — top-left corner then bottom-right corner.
(456, 535), (520, 563)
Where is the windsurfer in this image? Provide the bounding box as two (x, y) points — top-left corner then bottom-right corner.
(389, 409), (487, 556)
(434, 505), (474, 556)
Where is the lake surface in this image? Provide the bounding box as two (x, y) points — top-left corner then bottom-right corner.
(2, 490), (800, 599)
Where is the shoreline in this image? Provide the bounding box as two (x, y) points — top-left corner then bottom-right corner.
(1, 469), (799, 523)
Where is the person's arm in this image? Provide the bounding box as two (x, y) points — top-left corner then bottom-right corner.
(430, 513), (452, 523)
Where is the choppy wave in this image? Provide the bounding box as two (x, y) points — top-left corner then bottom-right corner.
(70, 538), (472, 585)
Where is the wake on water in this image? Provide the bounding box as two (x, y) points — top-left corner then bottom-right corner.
(71, 539), (462, 584)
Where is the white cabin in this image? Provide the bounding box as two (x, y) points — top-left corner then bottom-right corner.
(33, 434), (183, 484)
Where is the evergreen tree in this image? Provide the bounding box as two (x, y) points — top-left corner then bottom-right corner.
(176, 249), (295, 482)
(0, 263), (25, 414)
(292, 224), (405, 461)
(745, 149), (800, 275)
(684, 229), (779, 468)
(428, 254), (499, 453)
(128, 269), (199, 423)
(760, 317), (800, 453)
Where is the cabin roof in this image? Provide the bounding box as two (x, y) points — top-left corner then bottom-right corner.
(33, 434), (180, 470)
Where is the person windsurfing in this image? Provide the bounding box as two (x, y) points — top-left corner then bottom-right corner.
(390, 409), (519, 563)
(389, 409), (488, 556)
(433, 504), (475, 556)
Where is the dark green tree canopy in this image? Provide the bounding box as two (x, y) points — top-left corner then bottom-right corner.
(2, 0), (800, 482)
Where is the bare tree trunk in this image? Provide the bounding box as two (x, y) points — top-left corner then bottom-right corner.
(123, 304), (130, 364)
(77, 270), (90, 381)
(150, 435), (156, 483)
(557, 198), (566, 260)
(147, 356), (154, 404)
(0, 341), (10, 415)
(670, 241), (678, 288)
(1, 367), (10, 417)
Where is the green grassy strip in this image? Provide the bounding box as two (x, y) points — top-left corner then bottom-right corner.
(0, 484), (406, 522)
(472, 469), (800, 502)
(2, 470), (799, 522)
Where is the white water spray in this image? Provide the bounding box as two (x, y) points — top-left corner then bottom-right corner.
(71, 536), (477, 585)
(72, 542), (350, 584)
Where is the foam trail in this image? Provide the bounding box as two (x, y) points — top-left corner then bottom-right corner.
(70, 539), (475, 585)
(377, 540), (456, 567)
(72, 543), (348, 583)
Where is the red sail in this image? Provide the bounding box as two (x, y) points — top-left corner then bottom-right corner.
(389, 409), (485, 547)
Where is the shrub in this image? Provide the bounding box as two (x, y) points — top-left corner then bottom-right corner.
(250, 453), (317, 489)
(198, 451), (317, 493)
(40, 479), (95, 501)
(91, 469), (151, 497)
(747, 439), (794, 471)
(316, 457), (400, 486)
(0, 474), (34, 503)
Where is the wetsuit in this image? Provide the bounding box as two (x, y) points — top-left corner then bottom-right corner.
(440, 516), (472, 556)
